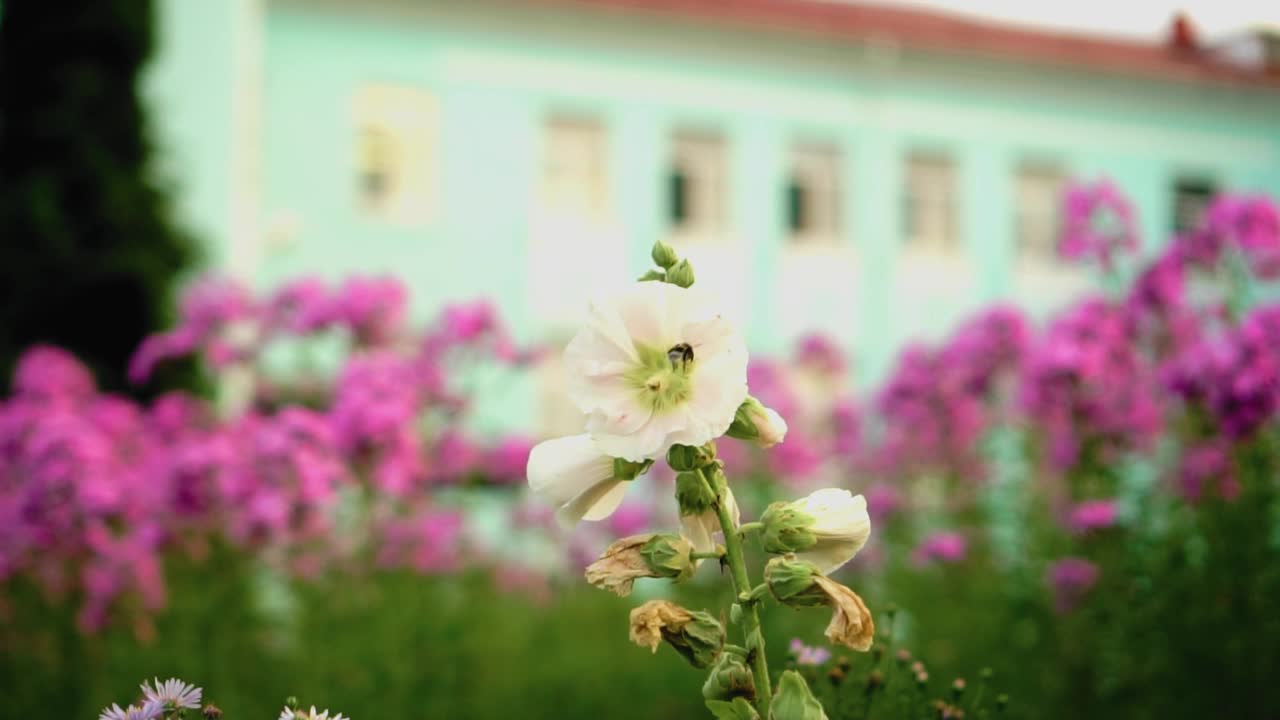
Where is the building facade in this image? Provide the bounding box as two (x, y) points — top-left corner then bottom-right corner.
(146, 0), (1280, 400)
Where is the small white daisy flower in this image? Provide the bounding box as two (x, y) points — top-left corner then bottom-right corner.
(141, 677), (202, 710)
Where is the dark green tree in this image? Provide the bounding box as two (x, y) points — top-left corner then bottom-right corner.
(0, 0), (198, 395)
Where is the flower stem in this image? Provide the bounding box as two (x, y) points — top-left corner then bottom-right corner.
(702, 467), (773, 712)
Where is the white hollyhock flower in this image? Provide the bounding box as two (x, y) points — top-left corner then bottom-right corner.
(761, 489), (871, 574)
(681, 485), (740, 554)
(527, 434), (648, 525)
(564, 282), (748, 462)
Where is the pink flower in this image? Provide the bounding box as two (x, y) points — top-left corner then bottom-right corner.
(1059, 179), (1139, 270)
(1067, 499), (1119, 534)
(913, 532), (967, 565)
(864, 483), (903, 521)
(483, 436), (536, 485)
(794, 333), (848, 376)
(12, 346), (96, 405)
(1177, 443), (1240, 504)
(331, 276), (407, 346)
(377, 508), (464, 574)
(264, 276), (335, 335)
(607, 502), (652, 538)
(1046, 557), (1100, 613)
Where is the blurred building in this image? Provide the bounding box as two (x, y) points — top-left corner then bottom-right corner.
(147, 0), (1280, 398)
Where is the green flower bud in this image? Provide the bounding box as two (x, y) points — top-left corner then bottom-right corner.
(763, 557), (827, 608)
(667, 609), (726, 669)
(759, 502), (818, 556)
(667, 443), (716, 472)
(702, 646), (756, 702)
(675, 470), (717, 517)
(638, 269), (666, 282)
(586, 533), (695, 596)
(613, 457), (652, 481)
(651, 240), (680, 269)
(667, 258), (696, 288)
(761, 489), (871, 574)
(725, 397), (788, 448)
(706, 698), (761, 720)
(630, 600), (725, 669)
(639, 533), (697, 581)
(770, 670), (828, 720)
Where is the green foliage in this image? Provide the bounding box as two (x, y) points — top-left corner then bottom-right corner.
(0, 0), (198, 396)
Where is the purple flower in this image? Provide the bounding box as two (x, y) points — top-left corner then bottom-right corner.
(941, 306), (1030, 396)
(1183, 194), (1280, 279)
(141, 677), (202, 709)
(1020, 297), (1161, 471)
(99, 701), (163, 720)
(1177, 442), (1240, 504)
(913, 532), (967, 565)
(875, 344), (988, 479)
(789, 638), (833, 666)
(1067, 499), (1119, 534)
(1046, 557), (1100, 613)
(1058, 179), (1140, 270)
(1168, 307), (1280, 438)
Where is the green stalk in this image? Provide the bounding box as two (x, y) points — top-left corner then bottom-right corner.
(702, 467), (773, 712)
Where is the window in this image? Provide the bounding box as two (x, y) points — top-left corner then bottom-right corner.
(668, 130), (727, 238)
(353, 84), (435, 223)
(1014, 162), (1066, 261)
(1172, 176), (1216, 233)
(903, 151), (958, 252)
(787, 142), (843, 244)
(541, 115), (608, 219)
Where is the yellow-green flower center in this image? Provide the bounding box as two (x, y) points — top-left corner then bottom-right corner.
(626, 343), (695, 413)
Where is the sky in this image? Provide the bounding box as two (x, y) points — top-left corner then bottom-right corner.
(868, 0), (1280, 40)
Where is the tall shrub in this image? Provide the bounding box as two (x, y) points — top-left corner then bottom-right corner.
(0, 0), (197, 394)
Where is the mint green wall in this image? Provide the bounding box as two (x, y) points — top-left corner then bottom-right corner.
(151, 0), (1280, 391)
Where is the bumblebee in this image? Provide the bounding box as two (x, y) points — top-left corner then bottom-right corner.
(667, 342), (694, 370)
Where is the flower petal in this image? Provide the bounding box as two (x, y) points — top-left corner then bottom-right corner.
(527, 435), (613, 506)
(559, 478), (629, 525)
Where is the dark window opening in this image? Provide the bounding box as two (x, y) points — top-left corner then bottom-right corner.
(1173, 176), (1216, 233)
(787, 178), (809, 235)
(669, 169), (689, 225)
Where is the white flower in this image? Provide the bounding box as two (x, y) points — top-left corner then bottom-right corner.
(141, 677), (202, 710)
(99, 702), (162, 720)
(280, 706), (349, 720)
(761, 489), (871, 574)
(680, 485), (740, 554)
(527, 434), (647, 525)
(564, 282), (748, 462)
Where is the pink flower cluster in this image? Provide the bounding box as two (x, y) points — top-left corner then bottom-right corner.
(1058, 179), (1140, 271)
(0, 280), (540, 632)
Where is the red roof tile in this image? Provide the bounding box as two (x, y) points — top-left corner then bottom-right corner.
(554, 0), (1280, 89)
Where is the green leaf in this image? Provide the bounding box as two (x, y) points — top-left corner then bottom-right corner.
(706, 697), (761, 720)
